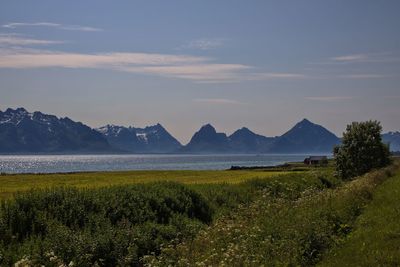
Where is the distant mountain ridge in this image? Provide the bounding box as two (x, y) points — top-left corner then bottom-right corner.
(0, 108), (111, 153)
(1, 107), (398, 154)
(181, 119), (340, 154)
(96, 124), (181, 153)
(229, 127), (275, 153)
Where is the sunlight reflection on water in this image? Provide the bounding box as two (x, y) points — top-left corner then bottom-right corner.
(0, 154), (312, 173)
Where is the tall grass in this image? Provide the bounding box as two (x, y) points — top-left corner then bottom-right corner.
(319, 163), (400, 266)
(0, 170), (334, 266)
(1, 162), (397, 266)
(144, 162), (399, 266)
(0, 182), (212, 266)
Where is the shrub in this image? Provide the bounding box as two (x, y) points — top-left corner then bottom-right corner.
(334, 120), (391, 179)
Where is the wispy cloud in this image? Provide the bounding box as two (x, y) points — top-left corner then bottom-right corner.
(122, 64), (251, 82)
(0, 49), (204, 68)
(305, 96), (353, 102)
(309, 52), (399, 66)
(329, 52), (399, 64)
(193, 98), (246, 105)
(0, 48), (247, 82)
(248, 72), (307, 80)
(179, 38), (225, 50)
(2, 22), (102, 32)
(0, 47), (305, 83)
(339, 74), (389, 79)
(331, 54), (369, 62)
(0, 34), (64, 46)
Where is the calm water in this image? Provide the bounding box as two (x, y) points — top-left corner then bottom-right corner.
(0, 154), (311, 174)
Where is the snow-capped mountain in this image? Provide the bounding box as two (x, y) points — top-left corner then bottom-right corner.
(0, 108), (112, 153)
(2, 107), (397, 155)
(96, 123), (182, 153)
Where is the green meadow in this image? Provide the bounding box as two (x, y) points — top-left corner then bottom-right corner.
(0, 160), (399, 266)
(0, 169), (298, 199)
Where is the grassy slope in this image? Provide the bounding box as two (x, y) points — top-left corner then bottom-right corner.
(0, 170), (296, 199)
(319, 170), (400, 266)
(145, 162), (399, 266)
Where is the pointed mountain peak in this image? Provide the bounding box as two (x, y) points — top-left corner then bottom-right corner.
(239, 127), (253, 133)
(298, 118), (313, 125)
(291, 118), (319, 130)
(154, 123), (166, 130)
(199, 123), (217, 133)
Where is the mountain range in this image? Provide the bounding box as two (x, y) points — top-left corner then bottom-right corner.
(181, 119), (340, 153)
(0, 108), (111, 153)
(96, 124), (181, 153)
(0, 107), (399, 154)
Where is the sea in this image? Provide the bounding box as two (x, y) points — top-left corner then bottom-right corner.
(0, 154), (315, 174)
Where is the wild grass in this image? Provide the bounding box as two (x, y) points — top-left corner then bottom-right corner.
(144, 161), (400, 266)
(1, 161), (398, 266)
(319, 165), (400, 266)
(0, 167), (334, 266)
(0, 169), (297, 199)
(0, 183), (213, 266)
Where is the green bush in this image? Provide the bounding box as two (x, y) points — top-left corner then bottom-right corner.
(334, 120), (391, 179)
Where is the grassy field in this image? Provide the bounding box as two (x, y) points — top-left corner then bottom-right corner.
(1, 160), (398, 266)
(319, 167), (400, 266)
(145, 160), (400, 266)
(0, 168), (308, 199)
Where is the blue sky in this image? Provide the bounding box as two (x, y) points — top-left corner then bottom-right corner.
(0, 0), (399, 143)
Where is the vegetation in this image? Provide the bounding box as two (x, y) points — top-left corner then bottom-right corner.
(319, 168), (400, 266)
(0, 169), (295, 199)
(0, 166), (335, 266)
(145, 161), (399, 266)
(0, 158), (399, 266)
(334, 120), (391, 179)
(0, 183), (213, 266)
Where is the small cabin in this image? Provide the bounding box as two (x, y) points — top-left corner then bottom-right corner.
(304, 156), (328, 165)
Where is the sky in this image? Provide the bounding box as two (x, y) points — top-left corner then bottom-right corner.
(0, 0), (399, 144)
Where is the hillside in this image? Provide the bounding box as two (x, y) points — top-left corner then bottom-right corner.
(319, 163), (400, 266)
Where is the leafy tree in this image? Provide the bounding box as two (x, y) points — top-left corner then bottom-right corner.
(334, 120), (391, 179)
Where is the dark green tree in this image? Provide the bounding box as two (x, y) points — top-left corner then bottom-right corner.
(334, 120), (391, 179)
